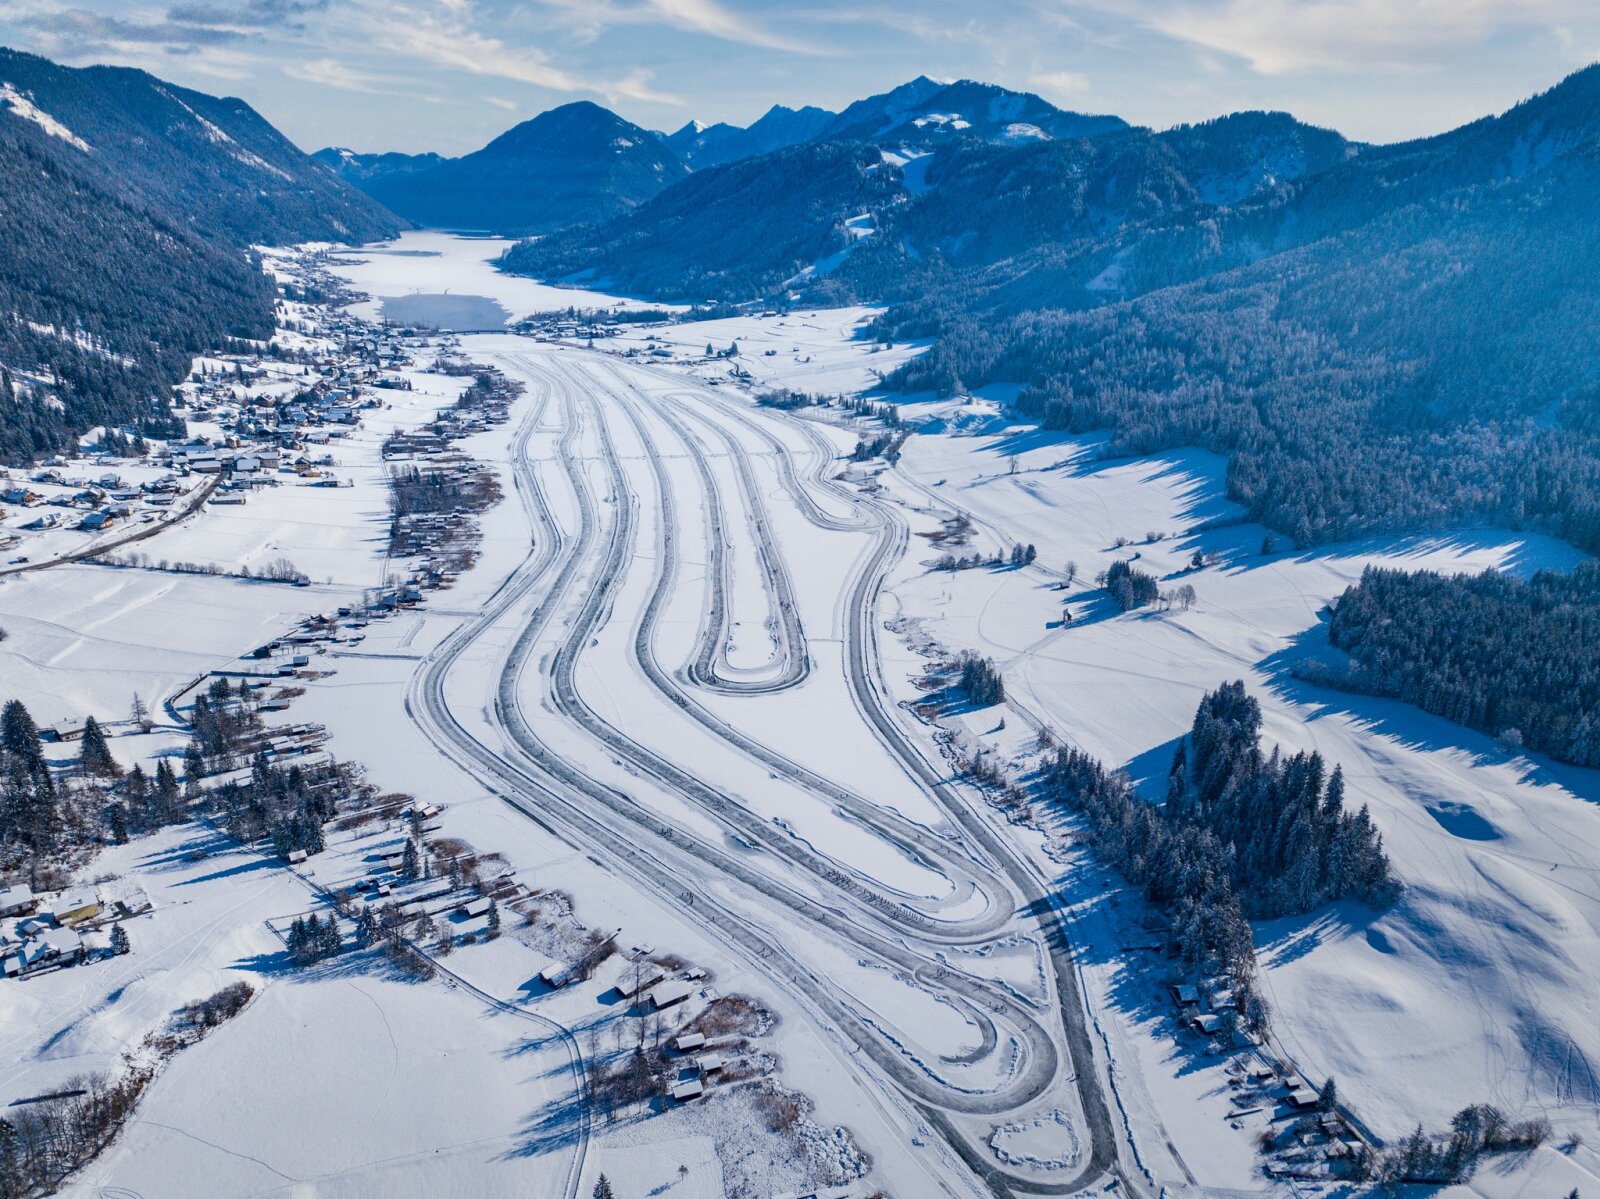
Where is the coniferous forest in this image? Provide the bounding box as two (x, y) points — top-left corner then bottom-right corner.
(1310, 564), (1600, 766)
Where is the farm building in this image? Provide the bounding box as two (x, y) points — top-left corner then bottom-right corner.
(649, 979), (694, 1010)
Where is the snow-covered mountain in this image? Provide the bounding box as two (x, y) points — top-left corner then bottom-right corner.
(818, 77), (1128, 145)
(664, 103), (836, 167)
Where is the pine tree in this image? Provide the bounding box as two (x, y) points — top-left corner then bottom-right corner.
(108, 803), (129, 845)
(154, 758), (182, 823)
(110, 923), (130, 956)
(183, 741), (205, 791)
(400, 838), (419, 881)
(486, 899), (501, 938)
(130, 692), (151, 732)
(1, 699), (46, 776)
(1318, 1076), (1338, 1111)
(593, 1175), (616, 1199)
(125, 763), (150, 818)
(79, 716), (121, 779)
(320, 916), (341, 959)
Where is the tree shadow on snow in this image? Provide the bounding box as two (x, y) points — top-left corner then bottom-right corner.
(1024, 873), (1231, 1085)
(133, 828), (238, 873)
(1257, 623), (1600, 811)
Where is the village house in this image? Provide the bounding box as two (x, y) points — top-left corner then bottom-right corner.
(51, 890), (101, 927)
(0, 884), (37, 917)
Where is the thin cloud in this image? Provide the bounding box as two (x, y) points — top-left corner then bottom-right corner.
(167, 0), (331, 30)
(283, 55), (402, 93)
(533, 0), (823, 54)
(1120, 0), (1600, 74)
(22, 7), (246, 49)
(359, 1), (678, 102)
(1031, 69), (1090, 99)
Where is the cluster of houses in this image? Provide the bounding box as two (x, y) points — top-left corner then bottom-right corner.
(349, 803), (529, 920)
(602, 948), (736, 1105)
(165, 291), (439, 498)
(514, 314), (620, 341)
(0, 883), (149, 981)
(1164, 979), (1368, 1178)
(0, 465), (187, 536)
(1245, 1063), (1368, 1180)
(1162, 979), (1369, 1180)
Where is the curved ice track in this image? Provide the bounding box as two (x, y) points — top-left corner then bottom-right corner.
(401, 347), (1126, 1196)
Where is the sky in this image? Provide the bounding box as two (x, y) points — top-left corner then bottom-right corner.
(1, 0), (1597, 155)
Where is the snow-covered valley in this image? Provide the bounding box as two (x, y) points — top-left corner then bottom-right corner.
(3, 233), (1598, 1199)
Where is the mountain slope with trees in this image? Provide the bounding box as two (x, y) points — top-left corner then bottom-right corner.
(344, 102), (689, 235)
(881, 66), (1600, 553)
(508, 140), (908, 300)
(0, 48), (401, 462)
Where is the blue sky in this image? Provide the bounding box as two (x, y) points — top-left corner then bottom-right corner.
(2, 0), (1596, 154)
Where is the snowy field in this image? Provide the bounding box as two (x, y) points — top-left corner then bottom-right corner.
(6, 233), (1600, 1198)
(872, 395), (1600, 1157)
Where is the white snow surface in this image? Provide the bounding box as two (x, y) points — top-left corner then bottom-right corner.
(326, 230), (678, 324)
(4, 236), (1600, 1199)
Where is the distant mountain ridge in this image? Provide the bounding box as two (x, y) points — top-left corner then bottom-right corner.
(325, 77), (1129, 236)
(504, 101), (1354, 303)
(330, 101), (688, 235)
(665, 103), (836, 167)
(818, 77), (1129, 145)
(313, 146), (448, 184)
(0, 47), (401, 461)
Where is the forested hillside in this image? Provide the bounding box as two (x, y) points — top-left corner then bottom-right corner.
(507, 106), (1350, 308)
(1307, 565), (1600, 766)
(506, 141), (905, 299)
(0, 49), (399, 461)
(881, 68), (1600, 552)
(889, 115), (1600, 550)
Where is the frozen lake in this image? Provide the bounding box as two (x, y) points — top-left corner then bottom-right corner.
(379, 291), (509, 329)
(328, 230), (680, 323)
